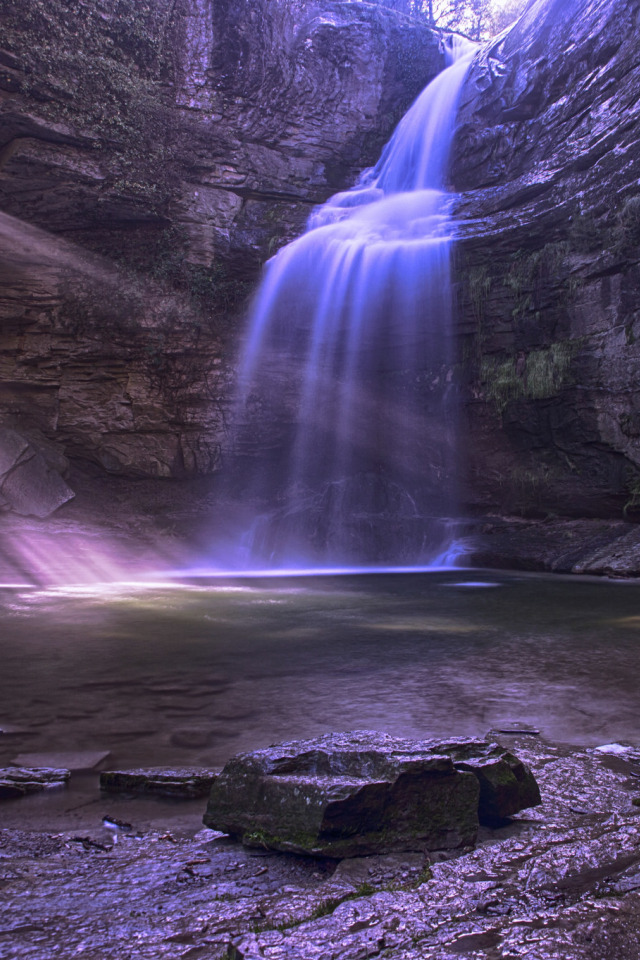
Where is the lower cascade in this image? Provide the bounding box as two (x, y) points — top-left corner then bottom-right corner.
(220, 37), (476, 571)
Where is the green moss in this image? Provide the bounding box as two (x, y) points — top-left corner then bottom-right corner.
(308, 896), (352, 921)
(241, 827), (321, 852)
(623, 469), (640, 519)
(480, 341), (579, 415)
(147, 228), (252, 315)
(412, 865), (433, 886)
(3, 0), (177, 210)
(569, 210), (606, 254)
(467, 266), (493, 323)
(503, 242), (571, 321)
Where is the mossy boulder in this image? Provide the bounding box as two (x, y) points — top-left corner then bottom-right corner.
(202, 731), (540, 857)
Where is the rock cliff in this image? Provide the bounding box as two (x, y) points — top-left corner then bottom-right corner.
(451, 0), (640, 558)
(3, 0), (640, 574)
(0, 0), (441, 507)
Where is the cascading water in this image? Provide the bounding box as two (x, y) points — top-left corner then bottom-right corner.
(221, 36), (476, 570)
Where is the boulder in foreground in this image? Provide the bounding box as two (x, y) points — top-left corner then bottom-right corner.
(203, 731), (540, 857)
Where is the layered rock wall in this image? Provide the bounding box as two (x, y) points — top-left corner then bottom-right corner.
(0, 0), (442, 500)
(4, 0), (640, 563)
(451, 0), (640, 523)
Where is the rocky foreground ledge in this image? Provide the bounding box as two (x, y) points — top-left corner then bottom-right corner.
(3, 735), (640, 959)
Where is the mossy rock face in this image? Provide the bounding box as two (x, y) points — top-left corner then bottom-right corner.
(203, 731), (540, 857)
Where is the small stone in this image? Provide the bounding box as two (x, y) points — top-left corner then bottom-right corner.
(594, 743), (634, 756)
(100, 767), (218, 799)
(493, 723), (540, 736)
(0, 766), (70, 799)
(102, 815), (132, 830)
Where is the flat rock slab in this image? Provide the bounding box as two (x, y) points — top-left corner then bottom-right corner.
(100, 767), (218, 799)
(203, 731), (540, 857)
(0, 767), (70, 800)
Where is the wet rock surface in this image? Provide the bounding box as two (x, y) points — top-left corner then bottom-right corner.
(441, 736), (541, 822)
(467, 516), (640, 578)
(203, 732), (540, 856)
(3, 737), (640, 959)
(101, 767), (218, 800)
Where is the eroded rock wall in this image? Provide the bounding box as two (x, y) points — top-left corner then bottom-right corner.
(0, 0), (442, 500)
(5, 0), (638, 559)
(452, 0), (640, 524)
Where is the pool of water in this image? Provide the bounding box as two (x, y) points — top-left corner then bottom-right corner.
(2, 569), (640, 785)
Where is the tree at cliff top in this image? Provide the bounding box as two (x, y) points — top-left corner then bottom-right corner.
(375, 0), (527, 38)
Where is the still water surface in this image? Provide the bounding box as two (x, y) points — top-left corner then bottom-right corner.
(1, 570), (640, 776)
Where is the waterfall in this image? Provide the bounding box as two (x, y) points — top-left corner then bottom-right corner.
(221, 36), (476, 570)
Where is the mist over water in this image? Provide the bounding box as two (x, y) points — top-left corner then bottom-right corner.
(219, 38), (476, 571)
